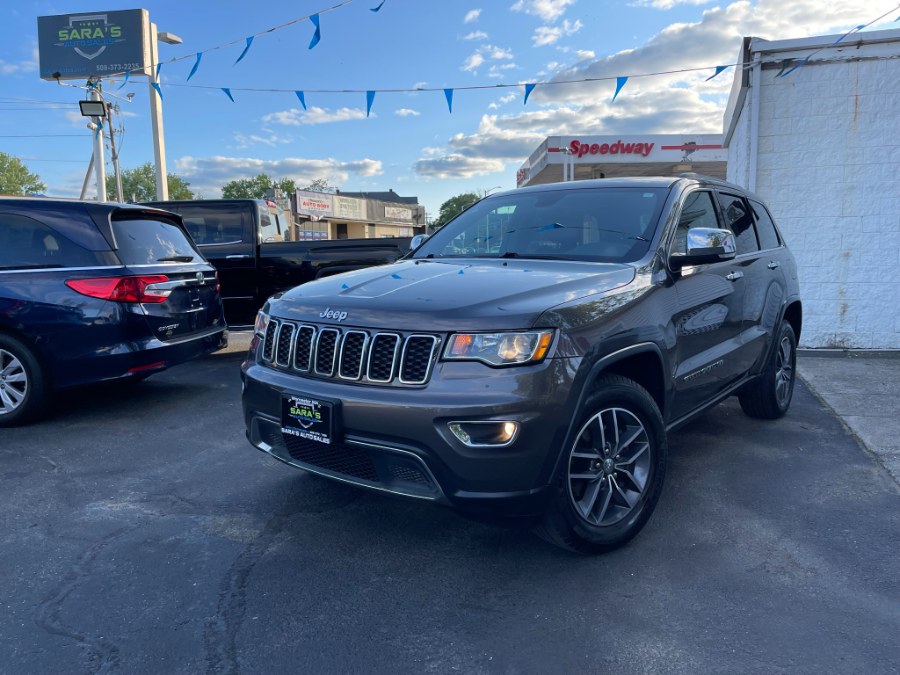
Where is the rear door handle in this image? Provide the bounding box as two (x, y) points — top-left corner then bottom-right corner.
(226, 254), (251, 259)
(725, 271), (744, 281)
(767, 261), (780, 269)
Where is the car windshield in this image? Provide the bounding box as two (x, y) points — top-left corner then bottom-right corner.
(414, 187), (668, 263)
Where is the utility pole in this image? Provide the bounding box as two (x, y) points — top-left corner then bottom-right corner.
(106, 102), (124, 202)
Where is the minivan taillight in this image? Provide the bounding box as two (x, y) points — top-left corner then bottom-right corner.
(66, 275), (170, 303)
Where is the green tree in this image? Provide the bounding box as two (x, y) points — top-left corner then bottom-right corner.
(433, 192), (479, 229)
(107, 162), (194, 202)
(0, 152), (46, 195)
(221, 173), (297, 199)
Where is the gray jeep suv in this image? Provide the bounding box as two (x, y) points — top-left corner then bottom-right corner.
(241, 176), (801, 553)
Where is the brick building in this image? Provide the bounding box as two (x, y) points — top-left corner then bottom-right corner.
(724, 28), (900, 349)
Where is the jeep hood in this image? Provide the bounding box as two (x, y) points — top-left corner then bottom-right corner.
(271, 258), (635, 331)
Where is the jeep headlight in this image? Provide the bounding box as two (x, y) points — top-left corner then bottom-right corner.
(444, 330), (554, 366)
(254, 309), (269, 338)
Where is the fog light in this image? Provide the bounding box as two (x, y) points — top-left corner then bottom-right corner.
(448, 421), (519, 447)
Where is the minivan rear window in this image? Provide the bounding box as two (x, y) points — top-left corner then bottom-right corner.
(111, 215), (201, 265)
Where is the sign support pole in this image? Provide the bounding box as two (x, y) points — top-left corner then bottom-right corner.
(90, 84), (107, 202)
(148, 22), (169, 201)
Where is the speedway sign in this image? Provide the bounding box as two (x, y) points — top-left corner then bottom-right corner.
(38, 9), (150, 81)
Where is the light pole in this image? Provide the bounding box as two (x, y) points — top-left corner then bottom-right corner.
(147, 24), (182, 201)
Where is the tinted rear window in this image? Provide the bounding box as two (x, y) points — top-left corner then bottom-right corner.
(111, 215), (201, 265)
(750, 200), (781, 250)
(0, 212), (102, 269)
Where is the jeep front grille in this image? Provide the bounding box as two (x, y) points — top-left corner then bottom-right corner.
(264, 320), (440, 385)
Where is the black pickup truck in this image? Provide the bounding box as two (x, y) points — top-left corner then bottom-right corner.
(143, 199), (411, 326)
(241, 175), (802, 554)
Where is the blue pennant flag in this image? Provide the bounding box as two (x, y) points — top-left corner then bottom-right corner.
(221, 87), (235, 102)
(295, 90), (307, 110)
(187, 52), (202, 81)
(151, 81), (163, 100)
(94, 120), (103, 139)
(444, 88), (453, 113)
(156, 62), (162, 80)
(524, 83), (536, 105)
(370, 0), (387, 11)
(612, 76), (628, 103)
(308, 14), (321, 49)
(234, 36), (254, 65)
(116, 70), (130, 90)
(775, 59), (791, 77)
(705, 65), (729, 81)
(832, 25), (865, 46)
(366, 90), (376, 117)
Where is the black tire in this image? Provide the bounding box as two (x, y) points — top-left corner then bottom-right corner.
(534, 375), (668, 554)
(0, 334), (49, 427)
(739, 322), (796, 420)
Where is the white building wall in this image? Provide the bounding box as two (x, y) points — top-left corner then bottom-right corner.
(725, 95), (751, 188)
(728, 40), (900, 349)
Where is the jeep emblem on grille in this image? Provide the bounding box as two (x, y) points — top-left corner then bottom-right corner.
(319, 307), (348, 322)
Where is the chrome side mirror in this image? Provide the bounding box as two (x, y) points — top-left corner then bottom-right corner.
(670, 227), (736, 270)
(409, 233), (429, 250)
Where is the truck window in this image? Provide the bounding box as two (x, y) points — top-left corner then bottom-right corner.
(161, 205), (248, 246)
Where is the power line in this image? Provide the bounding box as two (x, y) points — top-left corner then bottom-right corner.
(0, 134), (86, 138)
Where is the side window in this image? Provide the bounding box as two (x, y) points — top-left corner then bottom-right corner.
(750, 200), (781, 250)
(717, 192), (759, 255)
(672, 191), (719, 255)
(258, 205), (278, 242)
(0, 213), (99, 269)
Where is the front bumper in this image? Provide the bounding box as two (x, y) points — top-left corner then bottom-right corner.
(241, 351), (580, 518)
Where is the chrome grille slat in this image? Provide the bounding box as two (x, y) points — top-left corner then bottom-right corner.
(263, 321), (438, 385)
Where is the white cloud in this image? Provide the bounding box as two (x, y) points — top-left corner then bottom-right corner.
(418, 0), (890, 179)
(575, 49), (595, 60)
(532, 19), (583, 46)
(0, 48), (38, 75)
(462, 44), (515, 73)
(511, 0), (577, 22)
(261, 106), (367, 126)
(462, 30), (488, 40)
(488, 63), (518, 79)
(630, 0), (713, 8)
(488, 93), (519, 109)
(174, 156), (383, 197)
(395, 108), (421, 117)
(232, 132), (292, 149)
(414, 154), (506, 179)
(462, 53), (485, 72)
(464, 8), (482, 23)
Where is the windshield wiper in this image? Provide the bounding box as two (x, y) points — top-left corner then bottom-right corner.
(156, 255), (195, 262)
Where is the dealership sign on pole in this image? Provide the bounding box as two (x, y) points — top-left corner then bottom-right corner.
(37, 9), (150, 81)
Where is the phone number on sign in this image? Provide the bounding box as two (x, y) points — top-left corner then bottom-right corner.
(94, 63), (142, 73)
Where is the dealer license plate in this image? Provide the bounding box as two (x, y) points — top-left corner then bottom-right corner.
(281, 394), (333, 445)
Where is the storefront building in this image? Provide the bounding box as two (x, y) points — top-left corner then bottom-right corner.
(289, 189), (426, 240)
(516, 134), (726, 187)
(724, 28), (900, 349)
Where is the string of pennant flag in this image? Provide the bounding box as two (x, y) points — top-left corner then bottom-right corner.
(107, 0), (899, 115)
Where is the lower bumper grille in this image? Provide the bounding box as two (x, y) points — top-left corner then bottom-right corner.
(252, 417), (440, 500)
(284, 435), (379, 482)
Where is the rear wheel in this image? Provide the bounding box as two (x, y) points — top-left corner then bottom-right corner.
(535, 375), (667, 554)
(0, 334), (49, 427)
(739, 322), (796, 419)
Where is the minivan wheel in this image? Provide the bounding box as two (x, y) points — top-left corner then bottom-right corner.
(0, 335), (49, 427)
(535, 375), (667, 554)
(739, 322), (796, 420)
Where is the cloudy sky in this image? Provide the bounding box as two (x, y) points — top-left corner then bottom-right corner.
(2, 0), (897, 216)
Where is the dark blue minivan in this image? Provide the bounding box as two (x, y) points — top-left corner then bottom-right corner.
(0, 198), (227, 426)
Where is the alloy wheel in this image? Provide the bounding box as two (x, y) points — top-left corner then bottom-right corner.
(0, 348), (28, 415)
(775, 335), (794, 407)
(567, 407), (651, 526)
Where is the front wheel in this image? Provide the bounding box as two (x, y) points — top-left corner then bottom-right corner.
(739, 322), (796, 419)
(535, 375), (667, 554)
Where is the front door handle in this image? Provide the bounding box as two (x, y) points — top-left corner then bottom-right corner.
(725, 271), (744, 281)
(767, 261), (780, 269)
(226, 254), (251, 259)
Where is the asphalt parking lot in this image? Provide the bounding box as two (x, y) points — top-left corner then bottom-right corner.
(2, 336), (899, 674)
